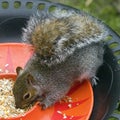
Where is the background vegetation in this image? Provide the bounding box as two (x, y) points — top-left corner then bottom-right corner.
(50, 0), (120, 35)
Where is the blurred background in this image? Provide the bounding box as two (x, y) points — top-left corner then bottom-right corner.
(50, 0), (120, 36)
(49, 0), (120, 119)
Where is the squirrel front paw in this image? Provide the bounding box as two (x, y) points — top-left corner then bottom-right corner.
(40, 103), (48, 110)
(39, 98), (55, 110)
(38, 95), (56, 110)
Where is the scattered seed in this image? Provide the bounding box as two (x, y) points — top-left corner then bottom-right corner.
(0, 69), (3, 72)
(57, 110), (62, 114)
(68, 104), (72, 108)
(5, 64), (9, 67)
(63, 113), (67, 119)
(5, 70), (9, 73)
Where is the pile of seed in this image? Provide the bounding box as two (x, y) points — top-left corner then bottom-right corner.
(0, 78), (31, 118)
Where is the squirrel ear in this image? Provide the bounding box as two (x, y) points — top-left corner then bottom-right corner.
(16, 67), (23, 75)
(27, 74), (35, 85)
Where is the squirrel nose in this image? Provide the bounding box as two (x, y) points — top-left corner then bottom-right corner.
(15, 101), (23, 109)
(15, 104), (21, 109)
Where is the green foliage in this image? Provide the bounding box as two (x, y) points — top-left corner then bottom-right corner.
(109, 117), (119, 120)
(51, 0), (120, 35)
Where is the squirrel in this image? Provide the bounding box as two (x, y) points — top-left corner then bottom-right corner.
(13, 10), (109, 110)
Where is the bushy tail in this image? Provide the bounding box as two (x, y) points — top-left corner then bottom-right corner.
(22, 10), (108, 66)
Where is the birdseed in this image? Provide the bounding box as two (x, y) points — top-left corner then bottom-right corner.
(0, 78), (31, 118)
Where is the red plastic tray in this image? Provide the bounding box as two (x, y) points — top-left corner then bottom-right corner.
(0, 43), (93, 120)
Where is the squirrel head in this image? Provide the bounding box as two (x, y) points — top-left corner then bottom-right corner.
(22, 10), (108, 66)
(13, 67), (43, 108)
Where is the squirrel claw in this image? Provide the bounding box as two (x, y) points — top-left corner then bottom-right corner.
(91, 76), (99, 86)
(41, 104), (47, 110)
(37, 101), (47, 110)
(39, 98), (53, 110)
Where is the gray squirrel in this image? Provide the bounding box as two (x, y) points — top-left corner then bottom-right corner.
(13, 10), (109, 109)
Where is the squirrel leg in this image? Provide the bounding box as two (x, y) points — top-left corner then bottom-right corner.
(90, 76), (99, 86)
(39, 84), (71, 110)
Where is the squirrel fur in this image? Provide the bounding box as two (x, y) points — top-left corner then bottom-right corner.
(13, 10), (109, 109)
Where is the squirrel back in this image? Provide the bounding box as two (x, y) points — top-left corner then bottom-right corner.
(22, 10), (108, 66)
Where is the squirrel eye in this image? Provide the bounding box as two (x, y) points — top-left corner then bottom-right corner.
(23, 92), (31, 100)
